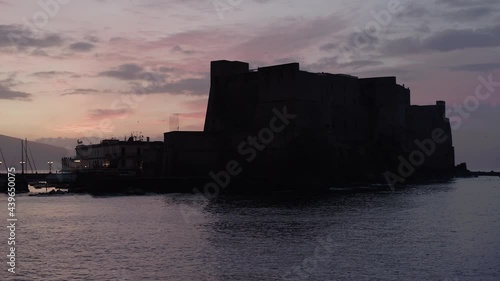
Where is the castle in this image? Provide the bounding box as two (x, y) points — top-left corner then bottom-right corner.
(163, 61), (455, 190)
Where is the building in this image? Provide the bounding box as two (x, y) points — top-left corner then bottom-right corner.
(62, 136), (163, 177)
(408, 101), (455, 171)
(163, 60), (455, 189)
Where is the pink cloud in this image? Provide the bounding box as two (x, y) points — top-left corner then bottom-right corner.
(88, 108), (133, 121)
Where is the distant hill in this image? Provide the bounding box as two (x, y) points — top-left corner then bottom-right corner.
(0, 134), (72, 172)
(35, 137), (81, 151)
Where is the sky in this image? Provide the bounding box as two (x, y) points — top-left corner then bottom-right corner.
(0, 0), (499, 170)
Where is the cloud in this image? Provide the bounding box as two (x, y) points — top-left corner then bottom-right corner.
(61, 88), (100, 96)
(424, 25), (500, 51)
(307, 56), (384, 72)
(444, 7), (494, 21)
(139, 13), (346, 65)
(88, 108), (132, 120)
(382, 37), (423, 55)
(228, 14), (346, 60)
(31, 49), (49, 56)
(0, 73), (31, 101)
(395, 3), (430, 18)
(0, 73), (21, 88)
(148, 76), (209, 96)
(142, 28), (234, 54)
(158, 66), (176, 73)
(341, 60), (384, 70)
(99, 63), (163, 81)
(382, 25), (500, 55)
(0, 85), (31, 101)
(319, 43), (337, 51)
(69, 42), (95, 52)
(171, 45), (195, 55)
(31, 71), (77, 78)
(435, 0), (499, 7)
(100, 63), (142, 80)
(0, 24), (64, 51)
(84, 35), (100, 43)
(433, 0), (500, 22)
(449, 63), (500, 72)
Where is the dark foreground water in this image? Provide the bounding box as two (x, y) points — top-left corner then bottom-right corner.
(1, 177), (499, 281)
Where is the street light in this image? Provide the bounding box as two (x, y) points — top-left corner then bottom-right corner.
(20, 161), (25, 174)
(47, 161), (54, 174)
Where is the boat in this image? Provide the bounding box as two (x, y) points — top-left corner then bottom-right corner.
(0, 141), (29, 193)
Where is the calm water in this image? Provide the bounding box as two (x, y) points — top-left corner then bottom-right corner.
(1, 177), (500, 281)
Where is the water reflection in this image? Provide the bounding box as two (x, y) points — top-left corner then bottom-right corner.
(182, 179), (498, 280)
(1, 178), (498, 280)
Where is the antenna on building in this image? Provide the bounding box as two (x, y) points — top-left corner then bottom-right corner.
(169, 114), (180, 131)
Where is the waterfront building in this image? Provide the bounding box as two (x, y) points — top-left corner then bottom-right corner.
(62, 136), (163, 176)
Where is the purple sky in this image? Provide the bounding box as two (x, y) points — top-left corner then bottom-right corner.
(0, 0), (499, 170)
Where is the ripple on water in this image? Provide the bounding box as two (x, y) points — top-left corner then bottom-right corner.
(0, 178), (499, 280)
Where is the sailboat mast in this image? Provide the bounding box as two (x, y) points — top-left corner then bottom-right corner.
(25, 138), (34, 173)
(25, 138), (28, 173)
(0, 147), (7, 173)
(0, 147), (9, 173)
(28, 144), (38, 173)
(21, 139), (24, 174)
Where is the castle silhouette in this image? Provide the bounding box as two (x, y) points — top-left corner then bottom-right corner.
(163, 60), (455, 191)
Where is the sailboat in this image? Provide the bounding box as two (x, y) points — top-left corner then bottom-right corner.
(0, 140), (29, 193)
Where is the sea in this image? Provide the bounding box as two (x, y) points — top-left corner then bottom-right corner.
(1, 177), (499, 281)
